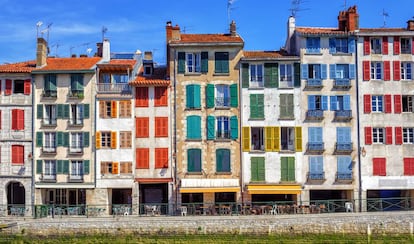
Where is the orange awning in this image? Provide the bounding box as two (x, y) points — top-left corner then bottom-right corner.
(180, 187), (240, 193)
(247, 184), (302, 195)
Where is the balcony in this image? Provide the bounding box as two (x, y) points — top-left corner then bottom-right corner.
(68, 90), (84, 99)
(335, 172), (353, 184)
(306, 142), (325, 154)
(334, 142), (353, 155)
(42, 90), (57, 99)
(42, 147), (56, 155)
(334, 110), (352, 122)
(215, 97), (230, 108)
(68, 147), (84, 155)
(41, 174), (56, 182)
(68, 119), (84, 127)
(249, 80), (264, 88)
(305, 79), (323, 90)
(68, 174), (84, 183)
(279, 80), (294, 89)
(333, 79), (351, 89)
(96, 83), (131, 94)
(306, 172), (325, 184)
(306, 110), (324, 121)
(216, 131), (230, 140)
(41, 118), (57, 127)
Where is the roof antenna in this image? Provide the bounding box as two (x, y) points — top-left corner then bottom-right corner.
(36, 21), (43, 38)
(102, 26), (108, 41)
(289, 0), (309, 18)
(342, 0), (347, 10)
(382, 9), (389, 27)
(227, 0), (237, 28)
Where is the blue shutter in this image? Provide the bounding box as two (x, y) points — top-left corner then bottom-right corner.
(306, 38), (312, 53)
(206, 84), (215, 108)
(349, 64), (355, 79)
(330, 96), (338, 111)
(308, 95), (315, 110)
(230, 116), (238, 140)
(301, 64), (308, 79)
(348, 38), (355, 53)
(193, 85), (201, 108)
(338, 156), (352, 173)
(321, 96), (328, 110)
(330, 64), (336, 79)
(315, 38), (321, 53)
(309, 127), (322, 143)
(321, 64), (327, 79)
(186, 85), (194, 108)
(329, 38), (336, 54)
(207, 115), (215, 140)
(310, 156), (323, 173)
(337, 127), (351, 143)
(344, 95), (351, 110)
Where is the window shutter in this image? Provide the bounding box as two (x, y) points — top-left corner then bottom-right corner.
(394, 95), (401, 113)
(5, 79), (12, 95)
(385, 127), (393, 144)
(57, 104), (63, 118)
(363, 61), (370, 81)
(364, 37), (370, 55)
(295, 127), (302, 152)
(11, 109), (17, 130)
(24, 79), (31, 95)
(37, 104), (43, 119)
(294, 63), (301, 87)
(201, 52), (208, 72)
(281, 157), (288, 181)
(17, 110), (24, 130)
(112, 162), (119, 174)
(329, 38), (336, 54)
(95, 131), (101, 149)
(321, 96), (328, 110)
(265, 127), (273, 152)
(365, 127), (372, 145)
(83, 104), (90, 119)
(99, 101), (105, 117)
(63, 132), (69, 147)
(136, 148), (149, 169)
(412, 38), (414, 55)
(207, 115), (215, 140)
(216, 149), (223, 172)
(206, 84), (215, 108)
(383, 61), (390, 81)
(393, 61), (401, 81)
(0, 110), (1, 129)
(215, 52), (229, 73)
(288, 157), (295, 181)
(348, 38), (355, 53)
(330, 96), (337, 111)
(57, 132), (63, 146)
(230, 84), (238, 107)
(83, 160), (90, 174)
(62, 160), (69, 174)
(242, 127), (250, 151)
(83, 132), (90, 147)
(344, 95), (351, 110)
(329, 64), (336, 79)
(36, 132), (43, 147)
(241, 63), (249, 88)
(63, 104), (70, 119)
(57, 160), (63, 174)
(308, 95), (315, 110)
(319, 64), (326, 80)
(193, 85), (201, 108)
(264, 63), (278, 88)
(177, 52), (185, 73)
(373, 158), (386, 176)
(187, 115), (201, 139)
(349, 64), (355, 79)
(301, 64), (308, 79)
(186, 85), (194, 108)
(382, 37), (388, 54)
(274, 127), (280, 152)
(393, 37), (400, 55)
(155, 148), (168, 168)
(395, 127), (402, 145)
(363, 94), (371, 113)
(230, 116), (238, 140)
(111, 101), (117, 118)
(111, 131), (117, 149)
(36, 160), (43, 174)
(384, 94), (392, 113)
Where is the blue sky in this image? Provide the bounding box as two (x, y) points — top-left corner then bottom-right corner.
(0, 0), (413, 65)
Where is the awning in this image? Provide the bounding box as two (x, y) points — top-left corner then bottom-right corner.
(180, 187), (240, 193)
(135, 178), (173, 183)
(247, 184), (302, 195)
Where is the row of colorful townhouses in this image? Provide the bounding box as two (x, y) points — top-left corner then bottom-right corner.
(1, 6), (414, 216)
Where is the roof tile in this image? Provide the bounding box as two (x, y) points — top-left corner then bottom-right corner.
(171, 34), (243, 43)
(0, 60), (36, 73)
(130, 67), (170, 86)
(36, 57), (101, 71)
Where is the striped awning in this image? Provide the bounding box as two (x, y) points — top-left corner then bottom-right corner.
(247, 184), (302, 195)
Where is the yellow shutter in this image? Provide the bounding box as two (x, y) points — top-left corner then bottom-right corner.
(99, 101), (105, 118)
(242, 127), (250, 152)
(265, 127), (273, 152)
(111, 101), (117, 118)
(295, 126), (302, 152)
(96, 131), (101, 149)
(111, 131), (117, 149)
(112, 162), (119, 174)
(274, 127), (280, 152)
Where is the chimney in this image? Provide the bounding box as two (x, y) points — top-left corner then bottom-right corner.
(36, 37), (48, 67)
(230, 20), (237, 36)
(407, 20), (414, 31)
(96, 42), (103, 57)
(102, 39), (110, 62)
(338, 5), (359, 32)
(144, 51), (153, 61)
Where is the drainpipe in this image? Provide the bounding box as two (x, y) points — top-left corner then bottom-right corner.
(354, 34), (362, 212)
(173, 50), (178, 208)
(94, 67), (98, 190)
(239, 62), (244, 206)
(31, 75), (35, 217)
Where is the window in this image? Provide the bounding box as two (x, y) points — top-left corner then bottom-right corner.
(250, 64), (264, 86)
(119, 100), (131, 117)
(370, 62), (382, 80)
(100, 132), (112, 148)
(187, 115), (201, 140)
(154, 87), (168, 106)
(404, 158), (414, 175)
(372, 128), (384, 144)
(401, 62), (412, 80)
(99, 101), (117, 118)
(281, 127), (295, 151)
(101, 162), (118, 174)
(120, 162), (132, 174)
(337, 156), (353, 180)
(71, 160), (83, 178)
(279, 94), (294, 119)
(70, 74), (84, 97)
(11, 145), (24, 164)
(308, 95), (328, 110)
(216, 116), (230, 139)
(155, 148), (168, 168)
(186, 84), (201, 109)
(281, 157), (295, 182)
(187, 149), (201, 173)
(144, 66), (152, 76)
(43, 105), (57, 125)
(334, 38), (348, 53)
(279, 64), (293, 83)
(119, 131), (132, 148)
(309, 156), (323, 179)
(403, 128), (414, 144)
(216, 149), (230, 173)
(401, 38), (411, 54)
(337, 127), (351, 150)
(44, 160), (57, 178)
(306, 37), (320, 53)
(186, 53), (201, 73)
(44, 74), (57, 97)
(402, 96), (413, 112)
(250, 94), (264, 119)
(215, 85), (230, 107)
(135, 87), (149, 107)
(113, 74), (129, 83)
(70, 132), (83, 153)
(70, 104), (83, 125)
(371, 38), (382, 54)
(214, 52), (229, 74)
(371, 95), (383, 112)
(334, 64), (349, 79)
(251, 127), (264, 151)
(44, 132), (56, 152)
(309, 64), (323, 79)
(308, 127), (323, 146)
(135, 117), (149, 138)
(11, 109), (24, 130)
(251, 157), (265, 182)
(373, 158), (386, 176)
(13, 80), (24, 94)
(155, 117), (168, 137)
(330, 95), (351, 111)
(136, 148), (149, 169)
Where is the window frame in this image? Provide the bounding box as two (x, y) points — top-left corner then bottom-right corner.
(371, 95), (384, 112)
(119, 100), (131, 118)
(216, 116), (230, 139)
(370, 62), (382, 80)
(11, 145), (24, 165)
(215, 84), (230, 107)
(372, 127), (384, 144)
(119, 131), (132, 148)
(44, 132), (56, 152)
(370, 38), (382, 54)
(335, 38), (349, 53)
(214, 52), (229, 74)
(279, 63), (293, 85)
(70, 104), (83, 125)
(100, 131), (112, 148)
(403, 128), (414, 144)
(401, 62), (412, 80)
(400, 37), (411, 54)
(70, 132), (83, 153)
(249, 63), (264, 86)
(186, 52), (201, 73)
(71, 160), (84, 177)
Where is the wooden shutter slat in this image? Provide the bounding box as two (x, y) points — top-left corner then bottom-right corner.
(382, 36), (388, 54)
(385, 127), (393, 144)
(111, 101), (117, 118)
(363, 61), (370, 81)
(365, 127), (372, 145)
(24, 79), (31, 95)
(364, 94), (371, 113)
(393, 36), (400, 55)
(384, 94), (392, 113)
(295, 127), (302, 152)
(111, 131), (117, 149)
(363, 37), (370, 55)
(95, 131), (101, 149)
(5, 79), (12, 95)
(393, 61), (401, 81)
(242, 127), (250, 151)
(395, 127), (402, 145)
(383, 61), (391, 81)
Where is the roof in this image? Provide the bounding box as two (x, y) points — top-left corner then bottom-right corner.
(129, 67), (170, 86)
(97, 59), (137, 72)
(170, 34), (243, 44)
(0, 60), (36, 73)
(358, 28), (407, 33)
(34, 57), (101, 72)
(295, 27), (348, 35)
(242, 50), (299, 60)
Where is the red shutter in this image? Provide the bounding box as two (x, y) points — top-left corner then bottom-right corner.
(385, 127), (393, 144)
(154, 87), (168, 107)
(135, 87), (149, 107)
(384, 94), (392, 113)
(365, 127), (372, 145)
(393, 61), (401, 81)
(155, 148), (168, 168)
(12, 145), (24, 164)
(0, 110), (1, 130)
(393, 37), (400, 55)
(363, 61), (370, 81)
(383, 61), (390, 81)
(373, 158), (386, 176)
(364, 37), (370, 55)
(394, 95), (401, 113)
(18, 109), (24, 130)
(5, 79), (12, 95)
(382, 36), (388, 54)
(24, 79), (31, 95)
(11, 109), (17, 130)
(404, 158), (414, 175)
(395, 127), (402, 145)
(363, 94), (371, 113)
(136, 148), (149, 169)
(136, 117), (149, 138)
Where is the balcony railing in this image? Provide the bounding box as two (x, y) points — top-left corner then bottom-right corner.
(69, 147), (84, 154)
(69, 174), (84, 182)
(97, 83), (131, 94)
(279, 80), (294, 89)
(335, 172), (353, 183)
(216, 131), (230, 140)
(305, 79), (323, 89)
(306, 110), (324, 121)
(215, 97), (230, 108)
(334, 110), (352, 122)
(68, 90), (84, 99)
(42, 90), (57, 98)
(42, 147), (56, 154)
(306, 172), (325, 184)
(334, 142), (353, 154)
(68, 119), (84, 126)
(333, 79), (351, 89)
(306, 142), (324, 154)
(41, 118), (57, 127)
(41, 174), (56, 182)
(249, 81), (264, 88)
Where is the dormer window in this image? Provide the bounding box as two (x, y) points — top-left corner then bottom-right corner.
(144, 65), (153, 76)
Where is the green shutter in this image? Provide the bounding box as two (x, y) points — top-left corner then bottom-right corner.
(37, 104), (43, 119)
(187, 116), (201, 139)
(63, 104), (70, 119)
(215, 52), (229, 73)
(193, 85), (201, 108)
(250, 94), (264, 119)
(83, 104), (90, 119)
(178, 52), (185, 73)
(63, 160), (69, 174)
(216, 149), (223, 172)
(83, 160), (90, 174)
(186, 85), (194, 108)
(251, 157), (265, 182)
(50, 74), (57, 91)
(207, 115), (215, 140)
(287, 94), (294, 117)
(44, 75), (50, 91)
(280, 94), (294, 118)
(77, 75), (84, 91)
(83, 132), (90, 147)
(230, 84), (238, 107)
(241, 63), (249, 88)
(288, 157), (295, 181)
(206, 84), (215, 108)
(36, 160), (43, 174)
(294, 63), (301, 87)
(57, 132), (63, 146)
(264, 63), (278, 88)
(201, 52), (208, 72)
(230, 116), (238, 140)
(36, 132), (43, 147)
(281, 157), (288, 181)
(57, 160), (63, 174)
(57, 104), (64, 118)
(63, 132), (69, 147)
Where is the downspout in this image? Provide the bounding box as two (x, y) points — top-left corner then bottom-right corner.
(173, 50), (178, 207)
(31, 75), (35, 217)
(354, 35), (362, 212)
(94, 67), (99, 189)
(239, 61), (244, 205)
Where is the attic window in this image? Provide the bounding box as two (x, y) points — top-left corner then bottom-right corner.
(144, 66), (152, 76)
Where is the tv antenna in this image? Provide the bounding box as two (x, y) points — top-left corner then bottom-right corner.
(382, 9), (389, 27)
(227, 0), (237, 26)
(51, 42), (60, 57)
(102, 26), (108, 41)
(342, 0), (347, 10)
(289, 0), (309, 18)
(36, 21), (43, 37)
